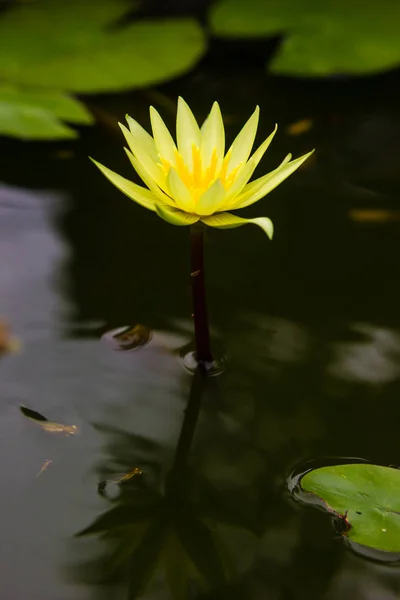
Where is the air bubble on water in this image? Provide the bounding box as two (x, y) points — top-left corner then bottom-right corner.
(178, 342), (227, 376)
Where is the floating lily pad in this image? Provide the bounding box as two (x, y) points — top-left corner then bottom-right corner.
(0, 0), (206, 92)
(301, 464), (400, 552)
(0, 85), (93, 139)
(0, 0), (205, 139)
(209, 0), (400, 76)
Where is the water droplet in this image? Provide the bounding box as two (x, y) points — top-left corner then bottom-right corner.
(178, 342), (227, 376)
(102, 325), (152, 351)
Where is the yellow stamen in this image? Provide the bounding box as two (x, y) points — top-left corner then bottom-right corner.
(165, 145), (236, 206)
(174, 150), (192, 188)
(224, 163), (242, 188)
(202, 149), (218, 189)
(192, 145), (202, 188)
(159, 157), (171, 175)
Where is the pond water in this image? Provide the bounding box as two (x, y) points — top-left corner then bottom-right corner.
(1, 59), (400, 599)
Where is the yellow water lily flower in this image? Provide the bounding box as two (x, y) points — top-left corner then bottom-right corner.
(91, 98), (314, 238)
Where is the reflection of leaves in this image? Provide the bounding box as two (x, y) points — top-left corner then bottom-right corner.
(106, 523), (150, 577)
(301, 464), (400, 552)
(91, 423), (166, 484)
(127, 519), (169, 599)
(76, 493), (162, 537)
(210, 0), (400, 76)
(174, 513), (226, 589)
(163, 530), (198, 600)
(75, 468), (261, 597)
(196, 478), (260, 534)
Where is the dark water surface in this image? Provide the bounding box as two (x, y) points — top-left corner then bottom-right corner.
(1, 63), (400, 599)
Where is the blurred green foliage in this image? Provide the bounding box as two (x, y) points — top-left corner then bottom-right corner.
(0, 85), (93, 139)
(210, 0), (400, 76)
(301, 464), (400, 553)
(2, 0), (399, 141)
(0, 0), (206, 140)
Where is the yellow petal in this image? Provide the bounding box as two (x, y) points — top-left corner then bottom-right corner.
(90, 158), (159, 212)
(119, 123), (165, 190)
(167, 168), (194, 213)
(202, 212), (273, 239)
(236, 153), (292, 202)
(225, 106), (259, 174)
(200, 101), (225, 171)
(196, 179), (226, 216)
(223, 124), (278, 205)
(155, 205), (199, 226)
(149, 106), (177, 164)
(176, 97), (201, 170)
(125, 115), (159, 162)
(232, 150), (314, 210)
(124, 148), (176, 207)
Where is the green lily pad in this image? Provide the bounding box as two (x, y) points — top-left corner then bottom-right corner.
(0, 0), (206, 92)
(0, 86), (93, 140)
(301, 464), (400, 553)
(209, 0), (400, 76)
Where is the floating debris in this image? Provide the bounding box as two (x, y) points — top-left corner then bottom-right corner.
(286, 118), (313, 136)
(53, 150), (75, 160)
(39, 422), (78, 435)
(36, 459), (52, 478)
(98, 467), (143, 494)
(0, 319), (20, 356)
(101, 325), (152, 351)
(349, 209), (400, 223)
(20, 406), (78, 436)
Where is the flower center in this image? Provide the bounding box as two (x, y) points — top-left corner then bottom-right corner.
(160, 145), (242, 204)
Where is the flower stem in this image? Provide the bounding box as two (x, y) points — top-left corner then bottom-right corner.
(190, 223), (213, 366)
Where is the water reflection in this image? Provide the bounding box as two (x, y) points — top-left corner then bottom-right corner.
(74, 368), (260, 598)
(72, 312), (400, 599)
(328, 322), (400, 385)
(4, 167), (400, 598)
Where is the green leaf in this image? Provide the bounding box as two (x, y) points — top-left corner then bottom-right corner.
(210, 0), (299, 37)
(155, 205), (200, 226)
(0, 0), (206, 92)
(0, 97), (76, 140)
(0, 85), (94, 140)
(209, 0), (400, 76)
(0, 85), (93, 129)
(202, 212), (274, 239)
(301, 464), (400, 552)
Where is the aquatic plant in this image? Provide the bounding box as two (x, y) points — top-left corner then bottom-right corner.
(92, 98), (313, 367)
